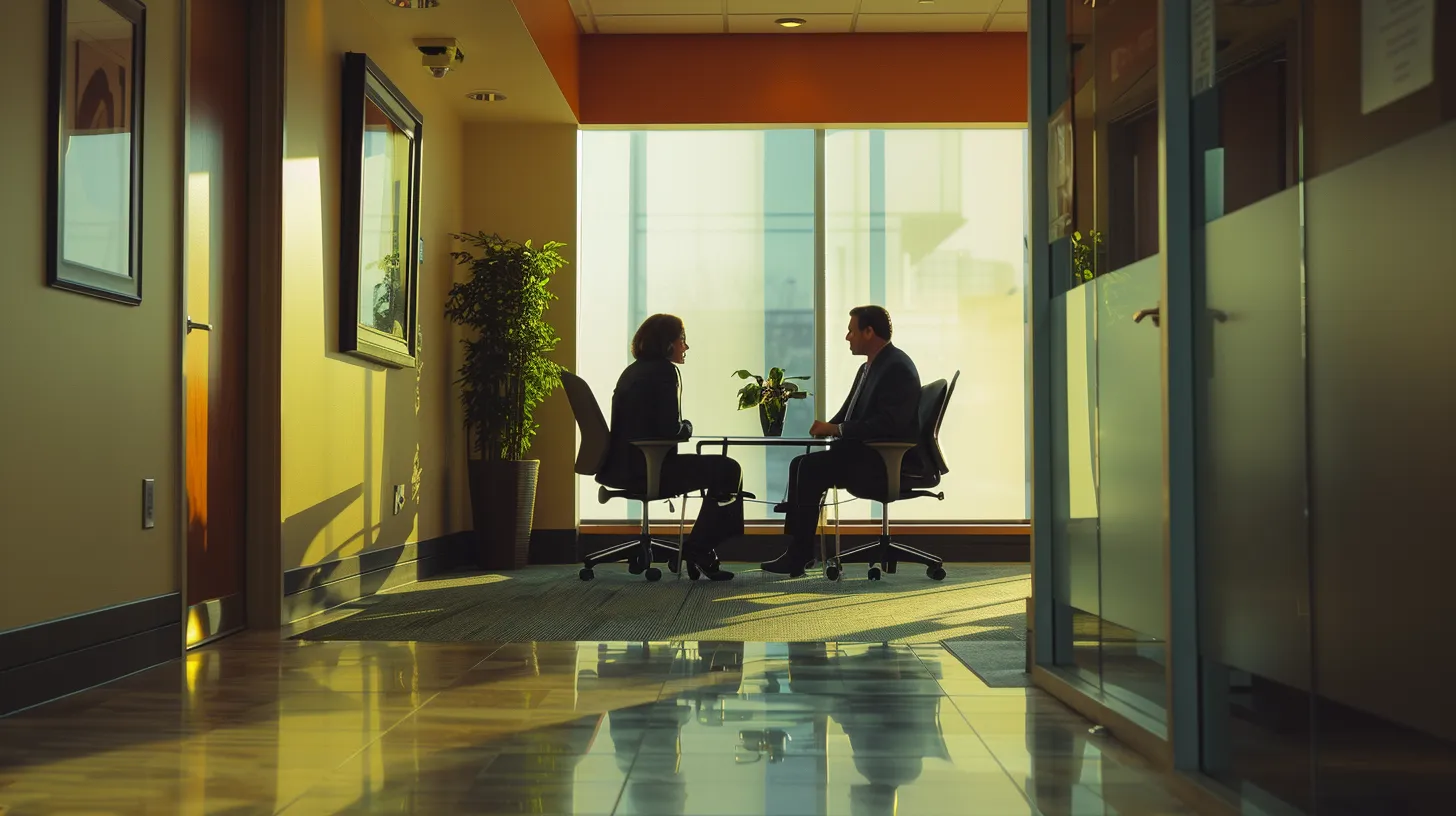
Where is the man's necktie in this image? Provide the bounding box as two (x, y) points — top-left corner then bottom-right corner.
(844, 364), (869, 420)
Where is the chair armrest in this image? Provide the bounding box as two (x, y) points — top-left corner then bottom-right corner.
(630, 439), (680, 500)
(864, 441), (916, 502)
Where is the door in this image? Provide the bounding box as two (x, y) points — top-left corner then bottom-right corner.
(184, 0), (251, 648)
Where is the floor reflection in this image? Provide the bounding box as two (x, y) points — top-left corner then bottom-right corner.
(0, 635), (1198, 815)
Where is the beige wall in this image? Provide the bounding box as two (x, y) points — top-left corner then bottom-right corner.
(0, 0), (183, 630)
(460, 123), (580, 532)
(280, 0), (466, 569)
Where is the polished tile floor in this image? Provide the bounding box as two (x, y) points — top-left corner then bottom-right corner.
(0, 635), (1199, 815)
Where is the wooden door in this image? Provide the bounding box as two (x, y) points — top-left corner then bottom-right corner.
(184, 0), (250, 647)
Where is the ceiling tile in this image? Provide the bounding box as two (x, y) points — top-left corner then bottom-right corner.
(726, 0), (857, 12)
(595, 14), (726, 33)
(985, 11), (1027, 31)
(997, 0), (1029, 12)
(858, 0), (1001, 13)
(728, 13), (854, 32)
(855, 13), (989, 32)
(588, 0), (722, 14)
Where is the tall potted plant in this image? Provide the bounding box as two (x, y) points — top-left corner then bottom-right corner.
(446, 232), (566, 570)
(733, 367), (810, 437)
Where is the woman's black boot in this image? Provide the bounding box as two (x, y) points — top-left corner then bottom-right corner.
(685, 549), (733, 581)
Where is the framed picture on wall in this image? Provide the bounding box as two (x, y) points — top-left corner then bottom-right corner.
(1048, 100), (1075, 241)
(46, 0), (147, 304)
(339, 51), (423, 369)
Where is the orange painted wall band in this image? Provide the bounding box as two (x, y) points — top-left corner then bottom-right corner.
(579, 32), (1027, 126)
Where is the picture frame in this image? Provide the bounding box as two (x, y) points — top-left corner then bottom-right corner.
(47, 0), (147, 304)
(339, 52), (423, 369)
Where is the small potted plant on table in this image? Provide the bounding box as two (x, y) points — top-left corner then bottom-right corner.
(733, 368), (810, 437)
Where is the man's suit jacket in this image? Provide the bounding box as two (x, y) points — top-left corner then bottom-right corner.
(599, 358), (691, 488)
(830, 343), (928, 474)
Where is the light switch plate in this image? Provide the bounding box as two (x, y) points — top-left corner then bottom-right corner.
(393, 484), (406, 515)
(142, 478), (156, 529)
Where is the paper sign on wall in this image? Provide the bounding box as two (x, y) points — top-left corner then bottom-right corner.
(1191, 0), (1216, 96)
(1361, 0), (1436, 114)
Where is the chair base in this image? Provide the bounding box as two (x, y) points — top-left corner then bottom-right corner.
(580, 536), (683, 582)
(836, 537), (946, 581)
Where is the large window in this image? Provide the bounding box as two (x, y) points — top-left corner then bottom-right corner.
(577, 129), (1028, 523)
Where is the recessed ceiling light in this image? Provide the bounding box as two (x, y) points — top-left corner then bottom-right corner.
(466, 90), (507, 103)
(384, 0), (439, 8)
(776, 17), (806, 28)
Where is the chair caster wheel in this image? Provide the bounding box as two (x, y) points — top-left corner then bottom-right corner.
(825, 565), (841, 581)
(868, 567), (882, 581)
(927, 566), (946, 581)
(885, 561), (897, 574)
(645, 567), (663, 582)
(628, 559), (645, 575)
(580, 568), (595, 581)
(687, 563), (701, 580)
(667, 557), (681, 574)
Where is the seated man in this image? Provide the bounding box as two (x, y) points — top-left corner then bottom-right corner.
(762, 305), (924, 577)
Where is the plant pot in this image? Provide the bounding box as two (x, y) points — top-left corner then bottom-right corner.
(759, 403), (785, 437)
(467, 458), (539, 570)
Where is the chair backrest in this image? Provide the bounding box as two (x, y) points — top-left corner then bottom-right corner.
(559, 369), (611, 476)
(916, 370), (959, 477)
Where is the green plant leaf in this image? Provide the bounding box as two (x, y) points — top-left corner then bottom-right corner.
(445, 232), (568, 459)
(737, 382), (762, 410)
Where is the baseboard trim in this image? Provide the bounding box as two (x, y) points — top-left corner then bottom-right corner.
(282, 532), (469, 624)
(530, 528), (577, 564)
(424, 530), (1027, 568)
(0, 593), (182, 717)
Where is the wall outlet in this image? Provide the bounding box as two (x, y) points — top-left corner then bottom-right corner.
(142, 479), (156, 529)
(393, 484), (406, 515)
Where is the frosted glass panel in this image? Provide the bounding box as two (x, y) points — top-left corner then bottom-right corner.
(1307, 121), (1456, 743)
(1094, 254), (1165, 641)
(1197, 187), (1309, 690)
(1051, 284), (1100, 616)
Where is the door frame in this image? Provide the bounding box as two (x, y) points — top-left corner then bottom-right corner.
(176, 0), (286, 647)
(1028, 0), (1202, 774)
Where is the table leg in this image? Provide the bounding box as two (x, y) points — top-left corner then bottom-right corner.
(676, 494), (687, 580)
(832, 487), (841, 571)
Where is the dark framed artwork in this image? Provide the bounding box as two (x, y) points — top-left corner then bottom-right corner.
(47, 0), (147, 304)
(339, 52), (423, 369)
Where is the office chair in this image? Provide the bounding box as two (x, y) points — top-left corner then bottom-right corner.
(831, 371), (959, 582)
(559, 369), (689, 582)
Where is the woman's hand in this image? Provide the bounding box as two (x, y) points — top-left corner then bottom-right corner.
(809, 420), (839, 438)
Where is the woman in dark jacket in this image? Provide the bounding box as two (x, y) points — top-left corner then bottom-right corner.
(599, 314), (743, 580)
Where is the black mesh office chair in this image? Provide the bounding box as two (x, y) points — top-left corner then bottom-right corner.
(559, 369), (689, 582)
(831, 371), (959, 582)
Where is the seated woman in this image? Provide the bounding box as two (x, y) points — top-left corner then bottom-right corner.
(598, 313), (743, 581)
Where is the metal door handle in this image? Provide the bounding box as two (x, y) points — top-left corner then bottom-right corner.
(186, 316), (212, 333)
(1133, 306), (1161, 327)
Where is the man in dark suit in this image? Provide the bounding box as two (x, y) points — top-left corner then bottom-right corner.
(762, 305), (923, 576)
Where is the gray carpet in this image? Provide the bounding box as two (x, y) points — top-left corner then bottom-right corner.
(294, 563), (1030, 644)
(940, 640), (1032, 688)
